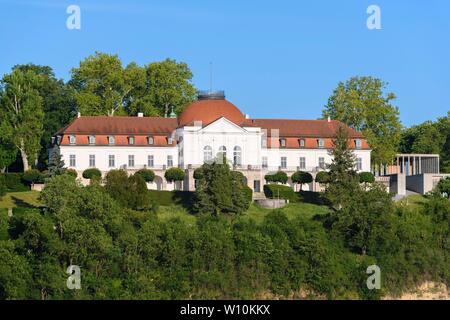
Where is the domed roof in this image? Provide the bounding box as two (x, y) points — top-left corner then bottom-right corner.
(178, 96), (245, 127)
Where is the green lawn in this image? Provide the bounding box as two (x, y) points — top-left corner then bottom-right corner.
(0, 191), (41, 209)
(396, 194), (429, 210)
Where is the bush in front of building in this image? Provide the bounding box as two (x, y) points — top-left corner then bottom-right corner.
(135, 169), (155, 182)
(0, 173), (28, 192)
(264, 171), (288, 184)
(82, 168), (102, 181)
(358, 172), (375, 184)
(263, 184), (297, 202)
(65, 168), (78, 179)
(291, 171), (313, 191)
(22, 169), (43, 187)
(164, 168), (185, 183)
(193, 168), (203, 180)
(315, 171), (330, 185)
(435, 177), (450, 197)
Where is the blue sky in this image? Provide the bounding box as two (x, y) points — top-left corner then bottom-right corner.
(1, 0), (449, 127)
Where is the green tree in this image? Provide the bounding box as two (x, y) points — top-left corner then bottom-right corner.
(104, 170), (129, 207)
(315, 171), (330, 185)
(135, 169), (155, 182)
(0, 135), (16, 172)
(164, 168), (185, 190)
(48, 148), (66, 176)
(23, 169), (42, 187)
(291, 171), (313, 191)
(264, 171), (288, 184)
(325, 125), (360, 209)
(0, 241), (32, 299)
(0, 68), (44, 171)
(82, 168), (102, 182)
(322, 76), (402, 166)
(230, 171), (251, 214)
(147, 59), (196, 117)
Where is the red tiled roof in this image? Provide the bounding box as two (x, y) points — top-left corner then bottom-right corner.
(57, 116), (178, 135)
(242, 119), (365, 138)
(178, 99), (245, 127)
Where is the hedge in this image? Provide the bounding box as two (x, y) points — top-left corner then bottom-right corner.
(148, 190), (195, 209)
(0, 173), (28, 192)
(264, 171), (288, 184)
(263, 184), (297, 202)
(243, 185), (253, 203)
(359, 172), (375, 183)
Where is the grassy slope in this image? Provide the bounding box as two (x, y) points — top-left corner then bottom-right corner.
(0, 191), (41, 209)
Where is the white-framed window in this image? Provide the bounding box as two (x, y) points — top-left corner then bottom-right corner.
(69, 154), (76, 167)
(319, 157), (325, 169)
(128, 155), (135, 167)
(262, 157), (268, 169)
(261, 130), (267, 148)
(203, 146), (212, 163)
(108, 155), (115, 168)
(280, 138), (286, 148)
(355, 139), (362, 150)
(299, 139), (305, 148)
(89, 155), (95, 167)
(167, 137), (174, 145)
(281, 157), (287, 169)
(108, 136), (115, 145)
(317, 139), (325, 149)
(148, 155), (154, 167)
(88, 135), (96, 145)
(233, 146), (242, 166)
(218, 146), (227, 160)
(128, 136), (135, 145)
(167, 155), (173, 167)
(356, 158), (363, 171)
(148, 136), (154, 145)
(299, 157), (306, 170)
(69, 135), (76, 145)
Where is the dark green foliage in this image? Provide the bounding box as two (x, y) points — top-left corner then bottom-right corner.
(148, 190), (195, 208)
(193, 168), (203, 180)
(291, 171), (313, 191)
(22, 169), (42, 186)
(230, 171), (252, 214)
(264, 171), (288, 184)
(435, 177), (450, 197)
(135, 169), (155, 182)
(82, 168), (102, 180)
(164, 167), (185, 182)
(359, 172), (375, 184)
(0, 180), (6, 199)
(263, 184), (297, 202)
(65, 168), (78, 179)
(126, 174), (151, 211)
(315, 171), (330, 184)
(0, 173), (28, 192)
(48, 149), (66, 176)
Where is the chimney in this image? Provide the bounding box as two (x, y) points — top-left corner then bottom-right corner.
(245, 114), (250, 119)
(137, 112), (144, 118)
(77, 112), (81, 118)
(327, 116), (331, 123)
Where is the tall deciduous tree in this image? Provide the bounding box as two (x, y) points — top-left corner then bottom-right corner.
(147, 59), (196, 117)
(0, 69), (44, 171)
(322, 76), (402, 166)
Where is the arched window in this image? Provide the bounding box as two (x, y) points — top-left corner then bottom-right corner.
(218, 146), (227, 163)
(203, 145), (212, 163)
(233, 146), (242, 166)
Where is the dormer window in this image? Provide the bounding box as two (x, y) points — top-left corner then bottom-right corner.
(299, 138), (305, 148)
(69, 135), (76, 145)
(147, 136), (154, 145)
(167, 137), (174, 145)
(355, 139), (362, 150)
(317, 139), (325, 149)
(108, 136), (115, 145)
(280, 138), (286, 148)
(128, 136), (135, 145)
(88, 135), (96, 145)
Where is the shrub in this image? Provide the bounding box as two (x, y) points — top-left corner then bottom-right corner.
(164, 168), (185, 182)
(435, 177), (450, 197)
(104, 170), (129, 207)
(135, 169), (155, 182)
(263, 184), (297, 202)
(265, 171), (288, 184)
(315, 171), (330, 184)
(193, 168), (203, 180)
(0, 181), (6, 199)
(291, 171), (313, 190)
(0, 173), (27, 192)
(359, 172), (375, 184)
(65, 169), (78, 178)
(23, 169), (42, 186)
(243, 186), (253, 204)
(82, 168), (102, 180)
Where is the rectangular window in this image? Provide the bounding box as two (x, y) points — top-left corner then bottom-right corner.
(69, 154), (76, 167)
(357, 158), (363, 171)
(317, 139), (325, 149)
(299, 139), (305, 148)
(88, 135), (96, 145)
(262, 157), (268, 169)
(254, 180), (261, 193)
(128, 136), (135, 145)
(108, 155), (115, 168)
(148, 155), (154, 167)
(167, 137), (173, 145)
(280, 138), (286, 148)
(148, 136), (154, 145)
(89, 155), (95, 167)
(167, 155), (173, 167)
(281, 157), (287, 169)
(299, 157), (306, 170)
(108, 136), (115, 145)
(355, 139), (362, 150)
(128, 155), (135, 167)
(319, 157), (325, 169)
(69, 135), (76, 145)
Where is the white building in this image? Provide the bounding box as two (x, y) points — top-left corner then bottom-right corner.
(53, 91), (371, 192)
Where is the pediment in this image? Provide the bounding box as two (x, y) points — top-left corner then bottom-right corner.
(199, 117), (247, 133)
